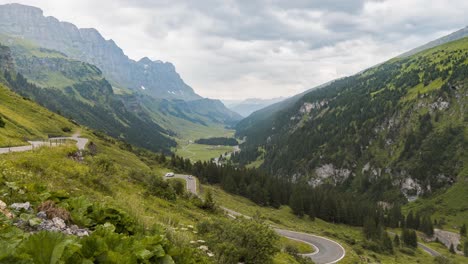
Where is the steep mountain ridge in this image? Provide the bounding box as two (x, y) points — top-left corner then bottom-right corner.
(238, 26), (468, 136)
(235, 37), (468, 203)
(0, 43), (176, 152)
(400, 26), (468, 58)
(0, 3), (200, 101)
(0, 4), (241, 148)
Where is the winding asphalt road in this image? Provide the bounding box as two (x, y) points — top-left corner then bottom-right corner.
(0, 133), (88, 154)
(172, 174), (346, 264)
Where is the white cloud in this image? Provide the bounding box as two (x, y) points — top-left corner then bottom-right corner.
(0, 0), (467, 100)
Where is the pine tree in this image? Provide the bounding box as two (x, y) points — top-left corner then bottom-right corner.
(460, 223), (467, 237)
(363, 216), (377, 240)
(402, 229), (418, 248)
(449, 243), (455, 254)
(202, 190), (216, 211)
(464, 241), (468, 257)
(382, 232), (393, 253)
(420, 216), (434, 237)
(308, 204), (316, 221)
(406, 211), (415, 229)
(393, 234), (400, 247)
(414, 211), (421, 230)
(411, 230), (418, 248)
(289, 189), (304, 217)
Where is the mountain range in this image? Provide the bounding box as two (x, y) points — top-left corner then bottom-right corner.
(0, 3), (242, 152)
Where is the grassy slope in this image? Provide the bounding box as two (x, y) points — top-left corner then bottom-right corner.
(0, 79), (214, 228)
(174, 128), (236, 161)
(0, 83), (74, 147)
(278, 236), (315, 254)
(0, 34), (101, 91)
(1, 34), (239, 158)
(0, 81), (299, 261)
(175, 142), (235, 161)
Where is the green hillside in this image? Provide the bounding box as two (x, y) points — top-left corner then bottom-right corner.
(0, 76), (308, 263)
(235, 37), (467, 208)
(0, 82), (75, 147)
(0, 34), (103, 93)
(0, 41), (177, 152)
(0, 36), (240, 153)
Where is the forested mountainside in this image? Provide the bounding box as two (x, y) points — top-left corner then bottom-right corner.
(237, 26), (468, 141)
(235, 37), (467, 202)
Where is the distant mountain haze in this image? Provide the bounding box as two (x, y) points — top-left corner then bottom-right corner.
(223, 97), (286, 117)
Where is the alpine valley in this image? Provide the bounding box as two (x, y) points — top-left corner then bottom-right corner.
(0, 3), (242, 153)
(0, 3), (467, 264)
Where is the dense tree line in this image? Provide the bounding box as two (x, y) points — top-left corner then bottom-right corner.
(405, 210), (434, 237)
(401, 229), (418, 248)
(195, 137), (238, 146)
(163, 154), (434, 255)
(169, 154), (406, 227)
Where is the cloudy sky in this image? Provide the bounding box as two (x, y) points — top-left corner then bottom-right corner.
(1, 0), (467, 100)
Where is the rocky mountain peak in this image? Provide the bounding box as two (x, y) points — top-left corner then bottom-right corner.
(0, 3), (201, 101)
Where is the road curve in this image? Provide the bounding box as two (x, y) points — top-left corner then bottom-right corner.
(276, 229), (346, 264)
(0, 133), (88, 154)
(172, 174), (346, 264)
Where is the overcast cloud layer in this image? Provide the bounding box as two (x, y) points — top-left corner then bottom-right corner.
(1, 0), (467, 99)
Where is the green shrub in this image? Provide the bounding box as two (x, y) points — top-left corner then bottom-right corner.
(0, 115), (5, 128)
(146, 175), (176, 201)
(197, 218), (279, 264)
(399, 247), (415, 256)
(434, 256), (453, 264)
(168, 179), (185, 196)
(64, 196), (136, 234)
(198, 190), (216, 212)
(81, 223), (174, 263)
(91, 155), (116, 176)
(20, 231), (81, 264)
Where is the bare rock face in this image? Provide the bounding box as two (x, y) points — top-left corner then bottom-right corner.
(400, 177), (422, 202)
(310, 164), (351, 187)
(0, 3), (200, 101)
